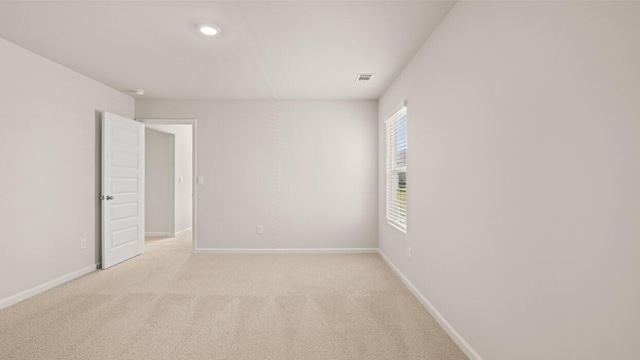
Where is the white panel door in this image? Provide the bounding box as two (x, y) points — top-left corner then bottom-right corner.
(102, 112), (145, 269)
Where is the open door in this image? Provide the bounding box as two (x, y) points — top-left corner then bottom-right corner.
(101, 112), (145, 269)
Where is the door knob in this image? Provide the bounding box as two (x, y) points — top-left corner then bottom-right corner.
(106, 195), (114, 200)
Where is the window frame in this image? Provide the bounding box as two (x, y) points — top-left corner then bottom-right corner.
(385, 103), (408, 233)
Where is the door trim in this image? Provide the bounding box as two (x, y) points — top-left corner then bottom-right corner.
(137, 118), (198, 254)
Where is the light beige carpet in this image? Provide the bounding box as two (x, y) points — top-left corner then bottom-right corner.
(0, 233), (467, 360)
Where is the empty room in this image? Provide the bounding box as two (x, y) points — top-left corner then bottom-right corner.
(0, 1), (638, 359)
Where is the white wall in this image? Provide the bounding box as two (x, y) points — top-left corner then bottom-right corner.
(145, 124), (193, 234)
(0, 38), (134, 305)
(378, 2), (640, 359)
(167, 125), (192, 233)
(136, 100), (378, 251)
(145, 128), (175, 235)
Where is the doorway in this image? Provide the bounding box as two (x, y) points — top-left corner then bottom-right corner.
(137, 118), (197, 252)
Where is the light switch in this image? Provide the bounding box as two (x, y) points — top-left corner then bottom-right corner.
(179, 176), (184, 184)
(197, 176), (205, 185)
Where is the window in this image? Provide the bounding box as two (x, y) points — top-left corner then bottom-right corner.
(385, 104), (407, 233)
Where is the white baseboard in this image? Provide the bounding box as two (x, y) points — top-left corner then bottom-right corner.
(145, 232), (174, 237)
(377, 249), (483, 360)
(175, 227), (192, 237)
(0, 263), (99, 311)
(196, 248), (378, 254)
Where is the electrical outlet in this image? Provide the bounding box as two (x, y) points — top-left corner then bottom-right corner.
(81, 238), (87, 249)
(408, 247), (412, 261)
(257, 225), (263, 235)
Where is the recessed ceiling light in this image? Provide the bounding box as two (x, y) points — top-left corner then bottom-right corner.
(199, 25), (220, 36)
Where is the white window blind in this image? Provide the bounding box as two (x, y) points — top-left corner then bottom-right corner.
(385, 105), (407, 233)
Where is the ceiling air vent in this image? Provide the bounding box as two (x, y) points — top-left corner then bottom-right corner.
(355, 73), (374, 84)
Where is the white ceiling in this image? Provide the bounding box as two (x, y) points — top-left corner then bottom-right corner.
(0, 1), (454, 100)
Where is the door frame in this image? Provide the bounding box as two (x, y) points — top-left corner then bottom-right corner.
(137, 118), (198, 253)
